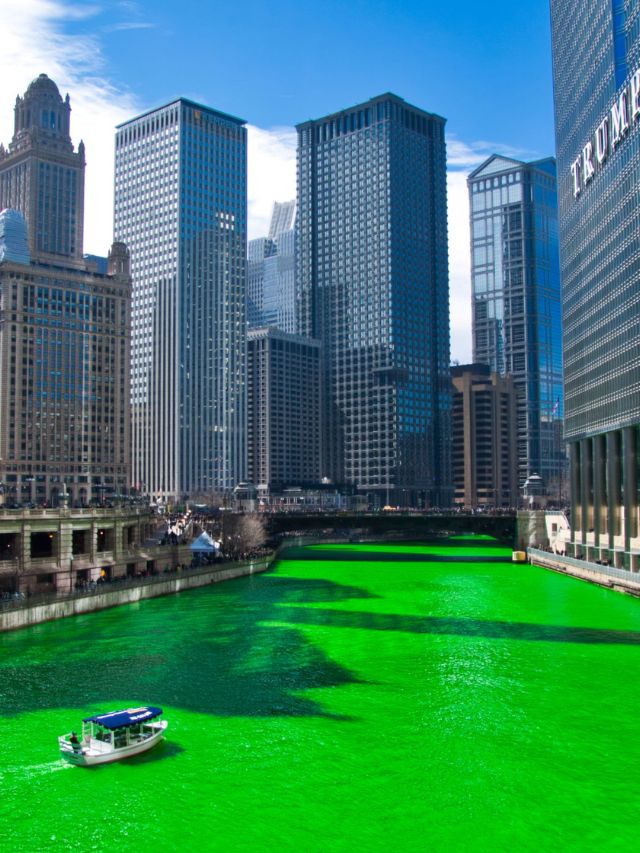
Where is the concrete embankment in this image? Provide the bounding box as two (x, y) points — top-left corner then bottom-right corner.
(0, 557), (273, 633)
(528, 548), (640, 597)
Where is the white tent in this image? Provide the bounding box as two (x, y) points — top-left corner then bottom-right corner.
(189, 532), (219, 553)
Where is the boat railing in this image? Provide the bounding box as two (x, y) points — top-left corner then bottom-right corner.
(86, 735), (113, 753)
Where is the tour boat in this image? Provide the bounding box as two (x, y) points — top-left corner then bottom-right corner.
(59, 706), (168, 766)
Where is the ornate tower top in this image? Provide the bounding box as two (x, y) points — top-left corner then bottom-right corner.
(10, 73), (74, 155)
(0, 74), (86, 259)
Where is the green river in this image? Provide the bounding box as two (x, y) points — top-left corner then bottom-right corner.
(2, 537), (640, 851)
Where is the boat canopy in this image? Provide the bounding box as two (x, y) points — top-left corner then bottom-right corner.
(82, 706), (163, 729)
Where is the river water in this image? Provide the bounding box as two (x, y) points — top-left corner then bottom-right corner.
(2, 536), (640, 851)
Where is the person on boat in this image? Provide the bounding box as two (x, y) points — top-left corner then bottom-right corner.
(69, 732), (81, 752)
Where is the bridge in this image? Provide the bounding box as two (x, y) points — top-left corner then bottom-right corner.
(264, 511), (517, 546)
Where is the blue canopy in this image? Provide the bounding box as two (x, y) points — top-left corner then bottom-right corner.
(83, 706), (162, 729)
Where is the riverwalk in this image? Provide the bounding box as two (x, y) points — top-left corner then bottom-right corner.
(0, 555), (273, 632)
(528, 547), (640, 596)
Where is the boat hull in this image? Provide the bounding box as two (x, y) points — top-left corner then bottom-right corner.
(59, 721), (168, 766)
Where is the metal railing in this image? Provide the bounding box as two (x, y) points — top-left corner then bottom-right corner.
(0, 555), (273, 613)
(528, 548), (640, 584)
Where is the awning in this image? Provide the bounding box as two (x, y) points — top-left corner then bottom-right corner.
(83, 706), (162, 729)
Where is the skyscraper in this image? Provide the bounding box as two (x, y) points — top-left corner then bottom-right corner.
(247, 201), (296, 332)
(0, 75), (131, 507)
(451, 364), (518, 509)
(467, 156), (564, 496)
(114, 99), (247, 501)
(0, 74), (85, 261)
(551, 0), (640, 568)
(296, 94), (450, 507)
(0, 216), (131, 506)
(267, 200), (296, 240)
(247, 327), (321, 491)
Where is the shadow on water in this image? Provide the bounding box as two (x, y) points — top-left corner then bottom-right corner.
(279, 606), (640, 646)
(0, 575), (374, 722)
(281, 543), (511, 563)
(5, 558), (632, 727)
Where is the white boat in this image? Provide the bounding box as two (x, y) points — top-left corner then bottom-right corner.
(59, 706), (168, 766)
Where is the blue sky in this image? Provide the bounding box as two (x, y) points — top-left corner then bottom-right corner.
(75, 0), (556, 152)
(0, 0), (556, 361)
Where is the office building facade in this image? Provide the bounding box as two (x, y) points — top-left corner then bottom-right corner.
(0, 76), (131, 507)
(468, 155), (564, 498)
(114, 99), (247, 501)
(551, 0), (640, 568)
(0, 210), (131, 507)
(0, 74), (85, 261)
(247, 201), (296, 333)
(247, 327), (321, 491)
(451, 364), (518, 509)
(267, 200), (296, 240)
(297, 94), (450, 507)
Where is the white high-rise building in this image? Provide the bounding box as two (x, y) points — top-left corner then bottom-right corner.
(114, 99), (247, 500)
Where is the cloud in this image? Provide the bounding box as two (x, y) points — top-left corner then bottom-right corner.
(447, 135), (537, 171)
(446, 171), (472, 363)
(104, 22), (157, 32)
(247, 125), (297, 239)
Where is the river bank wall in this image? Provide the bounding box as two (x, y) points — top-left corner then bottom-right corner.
(0, 556), (273, 633)
(528, 548), (640, 597)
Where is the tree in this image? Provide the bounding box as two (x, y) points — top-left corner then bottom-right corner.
(221, 513), (267, 559)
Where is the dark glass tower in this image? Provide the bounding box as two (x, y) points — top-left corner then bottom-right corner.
(468, 155), (564, 497)
(0, 74), (85, 260)
(297, 94), (450, 507)
(550, 0), (640, 568)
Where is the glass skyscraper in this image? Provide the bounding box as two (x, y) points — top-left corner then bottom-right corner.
(247, 201), (296, 332)
(551, 0), (640, 568)
(468, 155), (564, 497)
(114, 99), (247, 501)
(297, 93), (450, 507)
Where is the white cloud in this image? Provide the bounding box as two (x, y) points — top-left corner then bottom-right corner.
(447, 170), (472, 364)
(447, 136), (537, 170)
(104, 22), (157, 32)
(247, 125), (297, 239)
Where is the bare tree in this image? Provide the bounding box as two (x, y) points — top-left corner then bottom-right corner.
(221, 514), (267, 559)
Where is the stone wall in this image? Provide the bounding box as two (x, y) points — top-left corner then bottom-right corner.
(0, 557), (272, 633)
